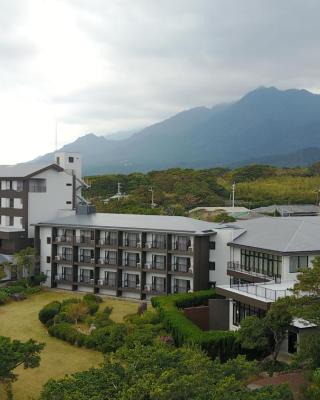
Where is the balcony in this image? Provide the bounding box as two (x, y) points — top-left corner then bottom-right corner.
(54, 254), (73, 264)
(96, 278), (117, 289)
(171, 264), (193, 275)
(53, 236), (73, 245)
(97, 258), (118, 267)
(121, 282), (141, 292)
(78, 276), (95, 286)
(229, 281), (291, 302)
(74, 236), (95, 247)
(227, 261), (280, 283)
(144, 241), (166, 251)
(54, 273), (73, 284)
(171, 241), (193, 254)
(97, 237), (118, 248)
(77, 256), (95, 266)
(143, 262), (166, 272)
(122, 239), (142, 250)
(143, 284), (166, 295)
(173, 285), (192, 294)
(122, 260), (141, 269)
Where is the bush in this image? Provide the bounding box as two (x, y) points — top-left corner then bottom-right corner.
(94, 306), (114, 328)
(83, 294), (103, 304)
(0, 291), (10, 305)
(151, 290), (240, 361)
(60, 298), (80, 311)
(85, 301), (99, 316)
(39, 301), (61, 325)
(27, 273), (47, 286)
(48, 322), (95, 347)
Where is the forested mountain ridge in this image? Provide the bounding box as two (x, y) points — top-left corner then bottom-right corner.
(85, 163), (320, 216)
(32, 87), (320, 174)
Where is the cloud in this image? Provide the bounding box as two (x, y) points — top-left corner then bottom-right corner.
(0, 0), (320, 163)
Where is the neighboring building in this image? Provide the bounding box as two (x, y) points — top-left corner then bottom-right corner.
(214, 216), (320, 353)
(0, 152), (87, 277)
(252, 204), (320, 217)
(35, 213), (219, 300)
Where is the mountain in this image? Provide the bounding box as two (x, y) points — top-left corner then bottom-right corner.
(31, 87), (320, 174)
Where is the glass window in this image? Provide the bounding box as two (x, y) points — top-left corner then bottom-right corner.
(289, 256), (308, 273)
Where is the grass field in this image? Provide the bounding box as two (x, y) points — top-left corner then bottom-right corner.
(0, 289), (139, 400)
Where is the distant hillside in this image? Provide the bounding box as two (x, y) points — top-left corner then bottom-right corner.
(31, 87), (320, 174)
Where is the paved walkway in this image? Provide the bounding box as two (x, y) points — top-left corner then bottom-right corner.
(249, 372), (306, 399)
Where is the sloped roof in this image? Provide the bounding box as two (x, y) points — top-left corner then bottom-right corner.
(35, 213), (219, 235)
(0, 163), (62, 178)
(229, 217), (320, 253)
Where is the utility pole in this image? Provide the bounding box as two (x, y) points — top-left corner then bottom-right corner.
(232, 182), (236, 209)
(149, 187), (156, 208)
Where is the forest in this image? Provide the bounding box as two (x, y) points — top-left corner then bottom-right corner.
(84, 163), (320, 216)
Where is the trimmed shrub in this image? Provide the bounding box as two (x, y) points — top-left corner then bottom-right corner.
(151, 290), (240, 361)
(85, 301), (99, 316)
(39, 301), (61, 325)
(83, 294), (103, 304)
(0, 291), (10, 305)
(61, 298), (80, 311)
(94, 306), (114, 328)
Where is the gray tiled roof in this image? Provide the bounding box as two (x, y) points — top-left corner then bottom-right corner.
(230, 217), (320, 253)
(253, 204), (320, 215)
(36, 213), (219, 235)
(0, 163), (55, 178)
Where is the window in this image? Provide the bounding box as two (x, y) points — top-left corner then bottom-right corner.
(66, 183), (72, 186)
(47, 237), (51, 244)
(79, 269), (94, 283)
(209, 241), (216, 250)
(152, 276), (166, 292)
(29, 179), (46, 193)
(233, 301), (266, 326)
(240, 249), (282, 277)
(56, 156), (60, 165)
(9, 198), (14, 208)
(123, 273), (139, 288)
(68, 157), (74, 163)
(174, 278), (190, 293)
(289, 256), (308, 273)
(46, 256), (51, 263)
(9, 216), (14, 226)
(209, 262), (215, 270)
(66, 201), (72, 205)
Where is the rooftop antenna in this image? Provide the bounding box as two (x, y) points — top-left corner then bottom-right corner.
(232, 182), (236, 209)
(149, 186), (156, 208)
(55, 120), (58, 151)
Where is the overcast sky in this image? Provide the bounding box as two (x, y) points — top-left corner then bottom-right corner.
(1, 0), (320, 163)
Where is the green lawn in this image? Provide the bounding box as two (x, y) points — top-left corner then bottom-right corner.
(0, 289), (139, 400)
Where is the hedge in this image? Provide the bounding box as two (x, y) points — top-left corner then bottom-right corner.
(151, 290), (240, 361)
(39, 301), (61, 325)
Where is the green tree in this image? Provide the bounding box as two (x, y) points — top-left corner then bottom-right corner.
(238, 316), (268, 352)
(296, 333), (320, 369)
(0, 336), (44, 399)
(293, 256), (320, 296)
(13, 247), (38, 280)
(66, 302), (89, 325)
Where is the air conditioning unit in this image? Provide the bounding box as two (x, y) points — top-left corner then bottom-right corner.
(99, 258), (104, 265)
(188, 268), (193, 274)
(188, 246), (193, 252)
(55, 255), (61, 261)
(146, 242), (152, 249)
(55, 275), (60, 281)
(137, 262), (141, 268)
(136, 242), (142, 248)
(90, 279), (95, 284)
(66, 236), (72, 243)
(144, 263), (151, 269)
(136, 284), (141, 289)
(91, 258), (95, 264)
(98, 279), (103, 285)
(99, 239), (105, 245)
(144, 284), (151, 291)
(55, 237), (61, 242)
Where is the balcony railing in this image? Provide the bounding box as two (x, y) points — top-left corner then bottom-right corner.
(230, 282), (290, 301)
(173, 242), (193, 252)
(174, 285), (191, 294)
(172, 264), (193, 274)
(122, 239), (142, 249)
(55, 254), (73, 263)
(123, 260), (140, 268)
(144, 284), (166, 294)
(54, 236), (73, 244)
(144, 241), (166, 250)
(227, 261), (280, 282)
(98, 258), (118, 266)
(74, 236), (95, 246)
(98, 238), (118, 247)
(122, 282), (141, 290)
(78, 276), (95, 285)
(96, 278), (117, 289)
(144, 262), (165, 271)
(55, 273), (73, 283)
(78, 256), (95, 264)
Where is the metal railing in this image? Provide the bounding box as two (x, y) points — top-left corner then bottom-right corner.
(143, 262), (165, 270)
(174, 285), (191, 294)
(78, 276), (95, 285)
(230, 282), (290, 301)
(79, 256), (95, 264)
(98, 238), (118, 246)
(98, 258), (118, 266)
(227, 261), (281, 282)
(55, 273), (73, 282)
(74, 236), (95, 246)
(144, 241), (166, 250)
(55, 254), (73, 262)
(54, 236), (73, 244)
(96, 279), (117, 288)
(172, 264), (193, 274)
(122, 239), (142, 248)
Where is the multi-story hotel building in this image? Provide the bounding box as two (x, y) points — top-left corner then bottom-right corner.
(35, 213), (219, 299)
(0, 152), (86, 278)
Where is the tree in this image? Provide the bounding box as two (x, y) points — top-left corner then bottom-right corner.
(0, 336), (44, 399)
(13, 247), (38, 280)
(66, 302), (89, 325)
(211, 212), (236, 223)
(296, 333), (320, 369)
(238, 301), (292, 363)
(264, 301), (292, 363)
(293, 256), (320, 296)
